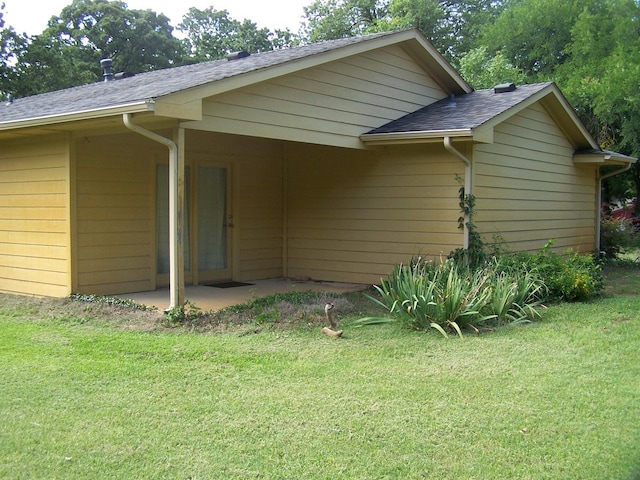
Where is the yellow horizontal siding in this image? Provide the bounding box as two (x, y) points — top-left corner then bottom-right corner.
(77, 244), (151, 260)
(286, 143), (464, 283)
(475, 186), (593, 203)
(478, 209), (593, 222)
(240, 237), (282, 251)
(0, 243), (66, 259)
(0, 135), (70, 297)
(0, 263), (67, 284)
(0, 194), (66, 208)
(189, 45), (446, 149)
(287, 207), (458, 222)
(75, 133), (159, 294)
(0, 278), (69, 297)
(287, 237), (454, 254)
(493, 237), (594, 255)
(478, 162), (593, 185)
(474, 103), (596, 253)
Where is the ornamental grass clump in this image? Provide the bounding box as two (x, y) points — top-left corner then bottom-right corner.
(364, 257), (545, 337)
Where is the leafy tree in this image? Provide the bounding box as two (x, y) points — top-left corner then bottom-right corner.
(382, 0), (507, 61)
(301, 0), (506, 64)
(9, 0), (186, 97)
(556, 0), (640, 209)
(480, 0), (588, 79)
(458, 46), (526, 88)
(301, 0), (389, 42)
(0, 2), (27, 99)
(178, 6), (297, 62)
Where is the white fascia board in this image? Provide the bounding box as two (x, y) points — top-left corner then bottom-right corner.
(0, 100), (154, 131)
(574, 151), (637, 166)
(360, 128), (475, 145)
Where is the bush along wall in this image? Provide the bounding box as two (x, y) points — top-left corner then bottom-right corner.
(363, 181), (604, 336)
(498, 241), (603, 302)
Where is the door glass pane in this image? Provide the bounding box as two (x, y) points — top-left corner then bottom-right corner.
(198, 166), (227, 271)
(156, 165), (190, 274)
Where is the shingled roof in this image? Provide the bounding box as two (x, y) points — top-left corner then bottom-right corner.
(0, 30), (471, 130)
(0, 31), (403, 125)
(364, 82), (552, 135)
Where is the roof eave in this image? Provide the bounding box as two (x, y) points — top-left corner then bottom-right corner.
(0, 100), (154, 132)
(359, 127), (492, 145)
(574, 150), (637, 167)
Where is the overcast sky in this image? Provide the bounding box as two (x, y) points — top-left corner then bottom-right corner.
(2, 0), (310, 36)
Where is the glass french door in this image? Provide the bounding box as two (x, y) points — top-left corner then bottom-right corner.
(196, 165), (231, 283)
(156, 163), (230, 286)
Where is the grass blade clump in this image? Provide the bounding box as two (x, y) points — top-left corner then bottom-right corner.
(365, 257), (546, 336)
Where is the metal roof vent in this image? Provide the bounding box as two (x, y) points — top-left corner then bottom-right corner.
(494, 82), (516, 93)
(226, 50), (251, 61)
(444, 93), (457, 108)
(100, 58), (114, 82)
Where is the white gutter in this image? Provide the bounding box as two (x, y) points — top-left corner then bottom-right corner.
(597, 163), (633, 252)
(361, 128), (472, 145)
(122, 113), (183, 309)
(0, 100), (153, 131)
(444, 136), (472, 249)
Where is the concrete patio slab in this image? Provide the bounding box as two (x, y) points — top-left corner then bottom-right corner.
(117, 278), (368, 311)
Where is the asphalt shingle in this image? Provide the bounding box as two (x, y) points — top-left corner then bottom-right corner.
(365, 83), (552, 134)
(0, 32), (398, 124)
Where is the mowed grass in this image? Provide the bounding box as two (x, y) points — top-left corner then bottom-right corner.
(1, 270), (639, 479)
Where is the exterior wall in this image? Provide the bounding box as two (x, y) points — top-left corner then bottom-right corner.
(473, 102), (597, 253)
(75, 132), (161, 295)
(0, 135), (70, 297)
(186, 131), (284, 282)
(189, 44), (447, 149)
(285, 143), (464, 284)
(73, 130), (284, 295)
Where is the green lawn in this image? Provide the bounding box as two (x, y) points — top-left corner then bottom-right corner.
(1, 271), (639, 479)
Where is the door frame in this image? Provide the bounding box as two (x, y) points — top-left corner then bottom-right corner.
(154, 158), (233, 287)
(191, 159), (233, 285)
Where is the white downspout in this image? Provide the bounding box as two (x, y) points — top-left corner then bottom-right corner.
(444, 136), (472, 249)
(123, 113), (183, 309)
(597, 163), (632, 252)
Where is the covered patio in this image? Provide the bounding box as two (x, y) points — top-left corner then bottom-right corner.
(117, 278), (367, 311)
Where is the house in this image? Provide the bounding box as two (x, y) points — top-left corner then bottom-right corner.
(0, 29), (634, 307)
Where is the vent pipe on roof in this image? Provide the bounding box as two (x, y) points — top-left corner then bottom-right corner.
(226, 50), (251, 61)
(445, 93), (457, 108)
(100, 58), (114, 82)
(494, 83), (516, 93)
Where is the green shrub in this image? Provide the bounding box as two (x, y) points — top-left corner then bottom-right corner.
(164, 301), (203, 325)
(500, 243), (603, 302)
(600, 217), (637, 259)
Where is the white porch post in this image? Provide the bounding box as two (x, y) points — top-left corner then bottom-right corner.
(172, 127), (186, 307)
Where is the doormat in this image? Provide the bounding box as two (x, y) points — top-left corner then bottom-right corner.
(205, 281), (254, 288)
